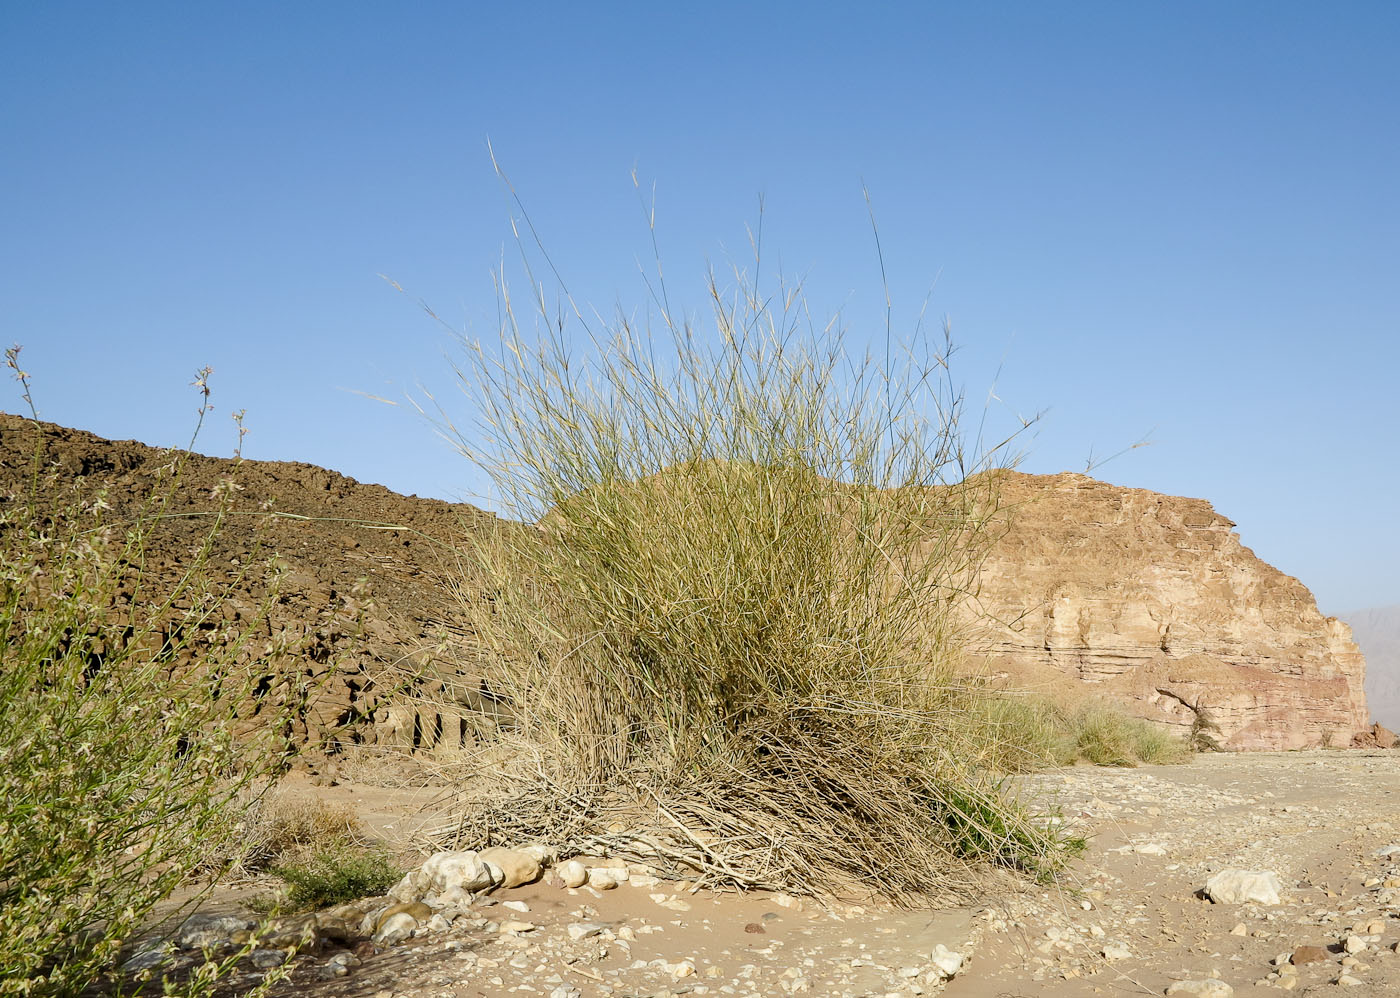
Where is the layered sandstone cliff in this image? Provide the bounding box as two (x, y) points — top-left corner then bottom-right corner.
(967, 472), (1369, 750)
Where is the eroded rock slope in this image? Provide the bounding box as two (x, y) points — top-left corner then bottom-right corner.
(969, 472), (1370, 750)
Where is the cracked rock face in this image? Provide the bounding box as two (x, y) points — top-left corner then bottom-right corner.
(967, 473), (1369, 751)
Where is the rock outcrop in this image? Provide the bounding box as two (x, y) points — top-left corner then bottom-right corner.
(968, 473), (1369, 750)
(0, 413), (499, 761)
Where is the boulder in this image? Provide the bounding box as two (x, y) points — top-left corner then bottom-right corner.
(175, 913), (254, 951)
(557, 859), (589, 888)
(421, 850), (499, 893)
(1165, 981), (1233, 997)
(387, 870), (429, 903)
(375, 901), (432, 931)
(587, 868), (619, 890)
(929, 943), (963, 978)
(478, 846), (542, 888)
(1204, 869), (1282, 905)
(371, 911), (417, 947)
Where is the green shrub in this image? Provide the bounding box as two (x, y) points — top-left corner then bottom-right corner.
(272, 849), (401, 911)
(0, 353), (298, 997)
(1070, 701), (1187, 766)
(424, 190), (1078, 901)
(958, 691), (1188, 770)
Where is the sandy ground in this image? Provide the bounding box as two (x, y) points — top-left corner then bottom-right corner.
(947, 750), (1400, 997)
(163, 750), (1400, 998)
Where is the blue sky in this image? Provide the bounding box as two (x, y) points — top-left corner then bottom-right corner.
(3, 2), (1396, 613)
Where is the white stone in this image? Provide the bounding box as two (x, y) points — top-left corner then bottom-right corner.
(557, 860), (589, 889)
(1373, 844), (1400, 858)
(930, 944), (963, 978)
(387, 870), (429, 903)
(588, 869), (619, 890)
(567, 921), (607, 941)
(1337, 975), (1363, 987)
(1204, 870), (1283, 906)
(502, 900), (530, 912)
(670, 959), (696, 978)
(1103, 940), (1132, 961)
(519, 843), (556, 865)
(372, 912), (418, 947)
(421, 851), (497, 893)
(1164, 980), (1233, 997)
(1345, 935), (1367, 954)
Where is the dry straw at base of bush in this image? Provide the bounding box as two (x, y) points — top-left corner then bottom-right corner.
(413, 178), (1081, 903)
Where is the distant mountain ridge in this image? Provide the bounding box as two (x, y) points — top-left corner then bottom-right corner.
(1342, 605), (1400, 730)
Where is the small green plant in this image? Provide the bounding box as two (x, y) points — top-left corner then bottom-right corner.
(0, 350), (300, 998)
(272, 849), (402, 911)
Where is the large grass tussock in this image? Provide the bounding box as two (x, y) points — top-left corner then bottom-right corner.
(427, 197), (1081, 902)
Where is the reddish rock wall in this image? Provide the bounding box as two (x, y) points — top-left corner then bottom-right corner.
(967, 472), (1369, 750)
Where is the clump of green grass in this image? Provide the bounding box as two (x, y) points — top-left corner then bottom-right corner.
(0, 351), (300, 998)
(419, 180), (1079, 903)
(239, 792), (366, 872)
(271, 849), (401, 911)
(973, 692), (1188, 770)
(1072, 701), (1186, 765)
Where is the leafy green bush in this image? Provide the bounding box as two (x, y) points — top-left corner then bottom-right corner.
(426, 190), (1078, 901)
(0, 353), (297, 997)
(272, 849), (401, 911)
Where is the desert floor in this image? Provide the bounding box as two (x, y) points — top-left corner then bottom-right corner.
(170, 749), (1400, 998)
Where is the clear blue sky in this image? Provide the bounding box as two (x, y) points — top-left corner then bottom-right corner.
(3, 2), (1396, 613)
